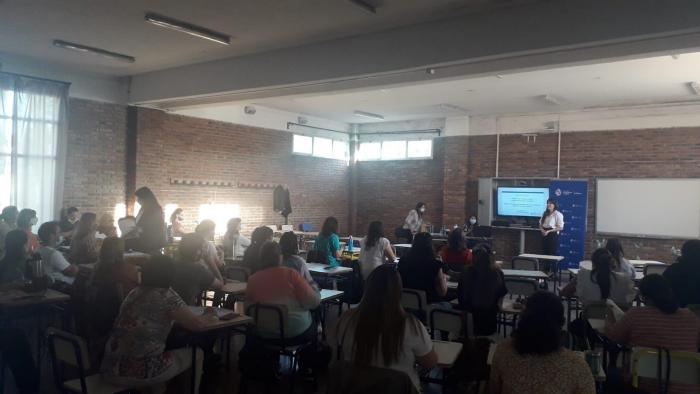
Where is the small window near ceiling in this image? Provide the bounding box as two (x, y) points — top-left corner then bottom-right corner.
(358, 142), (381, 161)
(313, 137), (334, 158)
(407, 140), (432, 158)
(333, 140), (348, 160)
(292, 134), (313, 155)
(381, 140), (407, 160)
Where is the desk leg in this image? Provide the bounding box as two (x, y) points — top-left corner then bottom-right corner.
(519, 230), (525, 254)
(191, 345), (196, 394)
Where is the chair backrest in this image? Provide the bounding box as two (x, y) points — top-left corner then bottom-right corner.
(643, 264), (667, 277)
(686, 304), (700, 319)
(225, 265), (250, 282)
(401, 289), (427, 313)
(582, 301), (608, 320)
(246, 303), (289, 341)
(510, 257), (539, 271)
(47, 328), (92, 394)
(429, 308), (464, 339)
(326, 361), (419, 394)
(504, 278), (538, 298)
(631, 347), (700, 387)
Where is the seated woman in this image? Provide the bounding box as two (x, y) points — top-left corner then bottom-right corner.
(101, 255), (216, 392)
(336, 264), (437, 391)
(457, 244), (507, 336)
(221, 218), (251, 259)
(37, 222), (79, 287)
(172, 233), (223, 306)
(313, 217), (342, 267)
(605, 274), (700, 394)
(663, 239), (700, 307)
(490, 291), (595, 394)
(194, 220), (224, 283)
(169, 208), (186, 238)
(279, 231), (316, 285)
(605, 238), (635, 280)
(97, 214), (118, 238)
(358, 221), (396, 280)
(397, 232), (448, 304)
(242, 226), (274, 272)
(70, 213), (101, 265)
(245, 241), (320, 344)
(16, 209), (39, 253)
(0, 230), (30, 285)
(561, 248), (636, 307)
(439, 228), (472, 271)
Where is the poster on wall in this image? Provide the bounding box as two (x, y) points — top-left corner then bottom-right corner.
(549, 180), (588, 269)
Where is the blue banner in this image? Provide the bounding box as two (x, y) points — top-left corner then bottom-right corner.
(549, 180), (588, 269)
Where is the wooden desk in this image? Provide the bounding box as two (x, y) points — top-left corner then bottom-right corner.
(0, 288), (70, 308)
(587, 318), (606, 332)
(501, 298), (524, 315)
(629, 260), (666, 269)
(433, 340), (463, 368)
(320, 289), (344, 302)
(219, 281), (247, 296)
(307, 263), (353, 276)
(502, 269), (550, 280)
(519, 253), (565, 262)
(576, 263), (644, 281)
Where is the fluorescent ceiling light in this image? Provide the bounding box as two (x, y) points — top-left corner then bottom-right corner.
(539, 94), (561, 106)
(145, 12), (231, 45)
(53, 40), (135, 63)
(354, 110), (384, 120)
(348, 0), (377, 14)
(688, 81), (700, 95)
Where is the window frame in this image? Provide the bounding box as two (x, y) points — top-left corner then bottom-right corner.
(357, 139), (434, 162)
(292, 133), (349, 161)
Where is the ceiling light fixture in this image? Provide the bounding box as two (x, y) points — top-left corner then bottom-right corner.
(53, 39), (135, 63)
(539, 94), (561, 106)
(348, 0), (377, 14)
(354, 110), (384, 120)
(688, 81), (700, 95)
(145, 12), (231, 45)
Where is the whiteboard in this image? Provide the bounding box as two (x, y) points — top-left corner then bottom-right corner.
(596, 179), (700, 239)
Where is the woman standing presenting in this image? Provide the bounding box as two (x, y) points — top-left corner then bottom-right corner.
(398, 202), (426, 244)
(539, 199), (564, 256)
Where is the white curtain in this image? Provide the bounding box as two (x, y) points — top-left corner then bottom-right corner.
(0, 72), (69, 224)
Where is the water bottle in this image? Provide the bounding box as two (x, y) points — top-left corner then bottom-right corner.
(348, 235), (354, 252)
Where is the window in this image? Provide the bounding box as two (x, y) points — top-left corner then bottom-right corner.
(292, 134), (348, 161)
(381, 140), (407, 160)
(292, 134), (313, 155)
(198, 203), (241, 236)
(357, 139), (433, 161)
(407, 140), (432, 158)
(358, 142), (381, 161)
(1, 74), (67, 224)
(313, 137), (334, 159)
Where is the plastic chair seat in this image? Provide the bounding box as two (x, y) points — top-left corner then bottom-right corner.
(63, 374), (131, 394)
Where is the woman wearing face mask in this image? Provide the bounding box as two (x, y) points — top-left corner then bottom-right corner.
(463, 216), (478, 236)
(539, 199), (564, 256)
(16, 209), (40, 253)
(169, 208), (186, 238)
(399, 202), (427, 244)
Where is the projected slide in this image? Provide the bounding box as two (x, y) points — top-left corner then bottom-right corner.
(497, 187), (550, 217)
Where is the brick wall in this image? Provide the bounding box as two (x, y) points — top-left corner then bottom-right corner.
(134, 108), (350, 235)
(63, 98), (127, 220)
(354, 139), (445, 238)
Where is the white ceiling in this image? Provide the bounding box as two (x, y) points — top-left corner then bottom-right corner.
(232, 52), (700, 121)
(0, 0), (531, 76)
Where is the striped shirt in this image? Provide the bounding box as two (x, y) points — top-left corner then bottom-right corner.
(605, 307), (700, 394)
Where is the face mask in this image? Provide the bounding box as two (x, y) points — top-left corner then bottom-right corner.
(30, 217), (38, 226)
(469, 218), (477, 225)
(420, 207), (426, 213)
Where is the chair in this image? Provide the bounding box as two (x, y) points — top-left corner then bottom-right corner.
(429, 308), (465, 340)
(630, 347), (700, 390)
(401, 289), (428, 323)
(47, 328), (133, 394)
(509, 257), (539, 271)
(243, 303), (313, 394)
(498, 278), (538, 336)
(326, 361), (418, 394)
(225, 265), (250, 283)
(643, 264), (667, 277)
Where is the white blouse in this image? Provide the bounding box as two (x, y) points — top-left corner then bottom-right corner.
(540, 210), (564, 231)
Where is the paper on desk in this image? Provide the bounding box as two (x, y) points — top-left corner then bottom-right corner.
(189, 306), (236, 319)
(605, 299), (625, 322)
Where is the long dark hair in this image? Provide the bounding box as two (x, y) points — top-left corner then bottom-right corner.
(540, 198), (557, 224)
(447, 228), (466, 252)
(639, 274), (678, 314)
(16, 209), (36, 230)
(365, 221), (383, 250)
(169, 208), (183, 224)
(344, 264), (420, 366)
(279, 232), (299, 258)
(0, 206), (18, 224)
(321, 217), (338, 237)
(1, 229), (28, 263)
(73, 212), (97, 241)
(513, 291), (565, 355)
(178, 233), (205, 263)
(605, 238), (625, 267)
(415, 202), (426, 218)
(470, 244), (503, 308)
(679, 239), (700, 265)
(243, 226), (274, 269)
(93, 237), (125, 284)
(135, 186), (162, 212)
(140, 255), (175, 289)
(406, 232), (435, 260)
(256, 241), (282, 272)
(591, 248), (614, 300)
